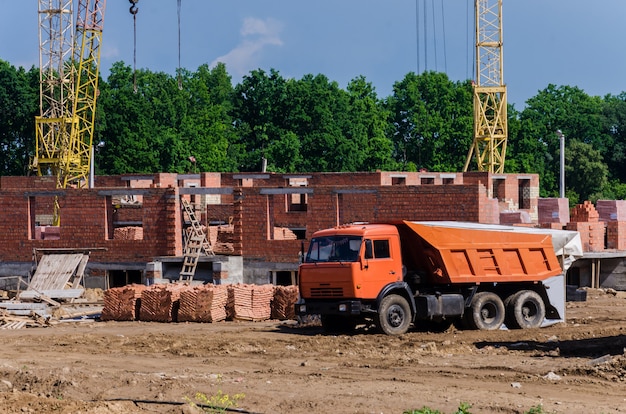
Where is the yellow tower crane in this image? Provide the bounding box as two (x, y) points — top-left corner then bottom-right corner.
(33, 0), (107, 189)
(32, 0), (106, 224)
(463, 0), (507, 173)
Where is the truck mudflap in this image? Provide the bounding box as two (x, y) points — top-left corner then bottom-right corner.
(295, 299), (364, 317)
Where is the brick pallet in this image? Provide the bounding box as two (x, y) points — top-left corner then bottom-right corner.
(178, 284), (228, 322)
(227, 284), (275, 321)
(100, 284), (146, 321)
(139, 284), (187, 322)
(271, 285), (299, 320)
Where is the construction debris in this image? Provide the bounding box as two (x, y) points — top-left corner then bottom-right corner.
(0, 250), (102, 328)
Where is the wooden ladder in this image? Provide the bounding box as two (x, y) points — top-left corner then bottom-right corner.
(179, 198), (214, 282)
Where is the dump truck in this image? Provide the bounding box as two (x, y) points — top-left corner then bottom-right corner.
(296, 221), (575, 335)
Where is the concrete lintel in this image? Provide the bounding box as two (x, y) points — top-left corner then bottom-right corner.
(282, 174), (313, 179)
(260, 188), (314, 195)
(97, 189), (154, 197)
(179, 187), (233, 195)
(232, 174), (270, 180)
(120, 175), (155, 181)
(24, 191), (65, 197)
(86, 262), (147, 271)
(177, 174), (201, 180)
(333, 189), (377, 194)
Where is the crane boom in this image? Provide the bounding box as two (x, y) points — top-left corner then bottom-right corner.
(464, 0), (508, 174)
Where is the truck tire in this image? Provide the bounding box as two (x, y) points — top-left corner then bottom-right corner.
(507, 290), (545, 329)
(321, 315), (356, 333)
(376, 294), (412, 335)
(465, 292), (505, 330)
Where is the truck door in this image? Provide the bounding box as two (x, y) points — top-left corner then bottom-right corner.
(360, 238), (402, 297)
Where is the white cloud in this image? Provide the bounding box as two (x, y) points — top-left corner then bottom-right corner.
(210, 17), (283, 77)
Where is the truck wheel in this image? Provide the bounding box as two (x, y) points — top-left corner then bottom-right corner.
(376, 294), (412, 335)
(321, 315), (356, 333)
(507, 290), (545, 329)
(465, 292), (505, 330)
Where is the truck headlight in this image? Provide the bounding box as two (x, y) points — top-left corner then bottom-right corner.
(338, 304), (347, 312)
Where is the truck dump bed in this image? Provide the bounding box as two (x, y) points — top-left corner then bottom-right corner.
(398, 221), (562, 284)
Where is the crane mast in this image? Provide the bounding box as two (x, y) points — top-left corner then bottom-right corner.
(32, 0), (106, 191)
(463, 0), (508, 174)
(33, 0), (75, 185)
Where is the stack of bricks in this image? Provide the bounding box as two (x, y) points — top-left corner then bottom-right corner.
(597, 200), (626, 250)
(271, 285), (299, 320)
(178, 284), (229, 322)
(566, 201), (605, 252)
(538, 198), (569, 229)
(139, 284), (188, 322)
(100, 284), (146, 321)
(226, 284), (275, 321)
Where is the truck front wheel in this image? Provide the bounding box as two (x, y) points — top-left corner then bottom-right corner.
(506, 290), (545, 329)
(377, 294), (412, 335)
(465, 292), (505, 330)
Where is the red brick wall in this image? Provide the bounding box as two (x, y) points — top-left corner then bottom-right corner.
(0, 187), (181, 262)
(240, 183), (498, 263)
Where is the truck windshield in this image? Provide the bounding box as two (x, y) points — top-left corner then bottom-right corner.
(305, 236), (362, 263)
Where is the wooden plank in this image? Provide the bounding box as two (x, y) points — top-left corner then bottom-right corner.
(0, 302), (49, 310)
(18, 289), (84, 300)
(29, 253), (85, 291)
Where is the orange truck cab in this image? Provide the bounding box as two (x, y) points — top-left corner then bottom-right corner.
(296, 221), (564, 335)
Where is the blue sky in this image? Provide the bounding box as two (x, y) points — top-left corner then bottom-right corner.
(2, 1), (626, 108)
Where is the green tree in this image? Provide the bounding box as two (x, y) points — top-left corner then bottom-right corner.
(385, 71), (473, 172)
(232, 68), (290, 171)
(565, 139), (608, 202)
(0, 60), (38, 175)
(516, 84), (606, 197)
(601, 93), (626, 184)
(345, 76), (396, 171)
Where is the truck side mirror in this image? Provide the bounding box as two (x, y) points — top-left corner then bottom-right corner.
(365, 239), (373, 259)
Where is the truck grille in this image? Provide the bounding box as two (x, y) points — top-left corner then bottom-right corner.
(310, 287), (343, 297)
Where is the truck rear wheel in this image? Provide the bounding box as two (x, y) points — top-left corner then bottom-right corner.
(506, 290), (545, 329)
(376, 294), (412, 335)
(465, 292), (505, 330)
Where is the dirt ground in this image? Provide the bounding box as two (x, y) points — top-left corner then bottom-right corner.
(0, 288), (625, 414)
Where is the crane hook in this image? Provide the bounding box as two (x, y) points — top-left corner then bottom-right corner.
(129, 0), (139, 15)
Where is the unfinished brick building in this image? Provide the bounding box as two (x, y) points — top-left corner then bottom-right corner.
(0, 171), (549, 290)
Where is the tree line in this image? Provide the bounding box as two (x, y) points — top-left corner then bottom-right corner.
(1, 58), (625, 203)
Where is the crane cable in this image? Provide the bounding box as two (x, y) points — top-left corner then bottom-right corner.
(129, 0), (139, 93)
(177, 0), (182, 90)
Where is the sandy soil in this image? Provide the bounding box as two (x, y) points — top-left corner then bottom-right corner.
(0, 288), (625, 414)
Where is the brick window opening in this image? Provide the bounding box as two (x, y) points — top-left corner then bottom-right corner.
(287, 193), (307, 212)
(493, 178), (506, 201)
(442, 178), (454, 185)
(518, 179), (531, 210)
(392, 176), (406, 186)
(420, 177), (435, 185)
(286, 178), (308, 212)
(29, 195), (61, 240)
(109, 195), (144, 240)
